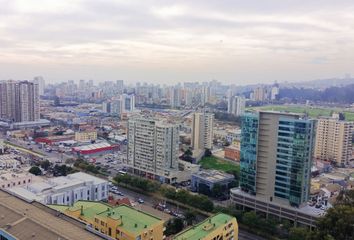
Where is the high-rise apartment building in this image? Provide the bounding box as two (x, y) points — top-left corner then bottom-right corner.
(192, 112), (214, 150)
(170, 87), (181, 108)
(0, 80), (40, 122)
(227, 96), (246, 116)
(121, 94), (135, 112)
(240, 111), (315, 207)
(252, 87), (268, 101)
(126, 117), (179, 183)
(116, 80), (124, 94)
(314, 117), (353, 167)
(33, 76), (45, 96)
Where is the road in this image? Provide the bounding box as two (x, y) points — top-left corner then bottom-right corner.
(112, 185), (265, 240)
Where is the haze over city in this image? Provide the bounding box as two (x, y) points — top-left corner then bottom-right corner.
(1, 0), (354, 84)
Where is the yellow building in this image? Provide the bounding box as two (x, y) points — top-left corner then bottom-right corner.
(174, 213), (238, 240)
(75, 130), (97, 142)
(50, 201), (164, 240)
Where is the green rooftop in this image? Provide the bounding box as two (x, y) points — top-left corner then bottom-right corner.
(174, 213), (234, 240)
(49, 201), (162, 234)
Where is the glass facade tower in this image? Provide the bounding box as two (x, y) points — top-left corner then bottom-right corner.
(240, 111), (315, 207)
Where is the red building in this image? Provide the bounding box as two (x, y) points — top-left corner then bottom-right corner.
(72, 142), (119, 155)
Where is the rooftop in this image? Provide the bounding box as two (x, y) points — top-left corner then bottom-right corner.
(0, 190), (99, 240)
(73, 142), (111, 151)
(174, 213), (234, 240)
(49, 200), (163, 235)
(193, 170), (234, 182)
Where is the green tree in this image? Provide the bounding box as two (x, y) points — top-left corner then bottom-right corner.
(40, 160), (51, 171)
(336, 189), (354, 206)
(184, 209), (197, 226)
(165, 218), (184, 236)
(289, 227), (310, 240)
(242, 211), (258, 228)
(184, 148), (192, 157)
(29, 166), (42, 176)
(204, 149), (212, 157)
(315, 204), (354, 240)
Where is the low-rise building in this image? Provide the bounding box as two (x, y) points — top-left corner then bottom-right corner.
(191, 170), (235, 193)
(7, 172), (108, 205)
(224, 144), (241, 161)
(50, 200), (164, 240)
(74, 130), (97, 142)
(35, 134), (75, 145)
(72, 142), (118, 156)
(174, 213), (238, 240)
(0, 154), (21, 169)
(0, 170), (34, 189)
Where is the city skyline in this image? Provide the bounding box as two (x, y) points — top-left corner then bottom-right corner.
(1, 0), (354, 84)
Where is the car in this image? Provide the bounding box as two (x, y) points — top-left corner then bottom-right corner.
(138, 198), (144, 204)
(164, 208), (171, 214)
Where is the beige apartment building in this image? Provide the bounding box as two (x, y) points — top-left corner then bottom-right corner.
(192, 112), (214, 150)
(74, 130), (97, 142)
(315, 117), (354, 166)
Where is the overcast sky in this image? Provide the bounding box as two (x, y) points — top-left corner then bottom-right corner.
(1, 0), (354, 85)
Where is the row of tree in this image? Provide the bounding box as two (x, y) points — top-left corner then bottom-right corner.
(114, 174), (160, 192)
(161, 187), (214, 212)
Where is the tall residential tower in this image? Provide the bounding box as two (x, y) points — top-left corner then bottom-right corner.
(0, 80), (40, 122)
(191, 112), (214, 151)
(126, 117), (179, 183)
(314, 116), (353, 167)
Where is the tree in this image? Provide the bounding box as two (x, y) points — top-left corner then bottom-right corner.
(165, 218), (184, 236)
(184, 149), (192, 157)
(315, 204), (354, 240)
(184, 209), (197, 226)
(204, 149), (212, 157)
(336, 189), (354, 207)
(29, 166), (42, 176)
(40, 160), (51, 171)
(289, 227), (310, 240)
(242, 211), (258, 228)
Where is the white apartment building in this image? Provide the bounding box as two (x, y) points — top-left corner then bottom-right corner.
(227, 96), (246, 116)
(192, 112), (214, 150)
(315, 117), (354, 166)
(7, 172), (108, 205)
(126, 117), (179, 183)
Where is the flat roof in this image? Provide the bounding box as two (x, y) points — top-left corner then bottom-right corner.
(193, 170), (234, 182)
(73, 142), (111, 151)
(68, 172), (107, 185)
(0, 190), (99, 240)
(50, 200), (163, 235)
(174, 213), (234, 240)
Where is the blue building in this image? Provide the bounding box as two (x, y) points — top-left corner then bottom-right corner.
(191, 170), (235, 196)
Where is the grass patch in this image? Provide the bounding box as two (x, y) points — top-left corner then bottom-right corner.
(247, 105), (354, 121)
(199, 156), (239, 172)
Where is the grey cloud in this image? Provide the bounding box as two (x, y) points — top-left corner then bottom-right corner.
(0, 0), (354, 84)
